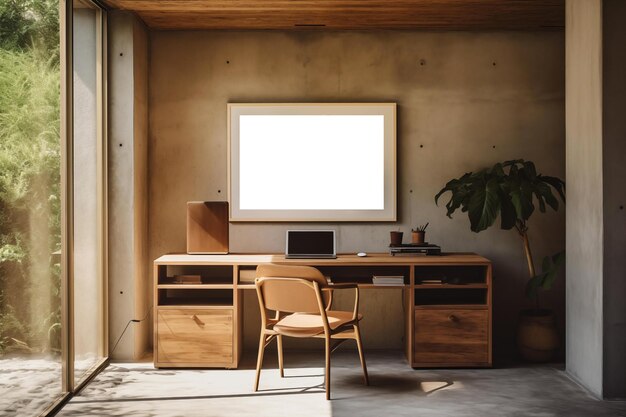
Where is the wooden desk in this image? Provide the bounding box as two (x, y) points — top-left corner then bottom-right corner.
(153, 253), (492, 369)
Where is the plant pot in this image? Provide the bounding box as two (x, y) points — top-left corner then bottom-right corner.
(412, 231), (425, 244)
(517, 309), (559, 362)
(390, 231), (403, 245)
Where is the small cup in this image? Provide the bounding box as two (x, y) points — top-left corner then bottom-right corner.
(390, 231), (403, 246)
(412, 231), (425, 245)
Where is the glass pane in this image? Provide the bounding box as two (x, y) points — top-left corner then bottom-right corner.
(0, 0), (63, 415)
(72, 0), (103, 384)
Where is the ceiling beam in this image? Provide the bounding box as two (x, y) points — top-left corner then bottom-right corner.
(102, 0), (564, 31)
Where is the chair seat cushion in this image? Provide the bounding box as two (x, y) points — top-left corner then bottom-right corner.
(273, 311), (362, 337)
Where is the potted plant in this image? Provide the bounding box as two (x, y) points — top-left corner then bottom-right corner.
(434, 159), (565, 362)
(390, 230), (403, 245)
(411, 223), (429, 244)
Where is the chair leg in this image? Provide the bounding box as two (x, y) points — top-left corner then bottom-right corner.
(325, 336), (331, 400)
(254, 332), (266, 391)
(354, 324), (369, 386)
(277, 335), (284, 377)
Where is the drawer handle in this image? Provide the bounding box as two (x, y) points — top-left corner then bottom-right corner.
(448, 314), (459, 323)
(191, 314), (205, 328)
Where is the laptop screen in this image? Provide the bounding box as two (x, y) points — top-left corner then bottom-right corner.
(286, 230), (336, 258)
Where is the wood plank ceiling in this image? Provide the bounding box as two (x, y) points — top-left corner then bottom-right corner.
(102, 0), (564, 31)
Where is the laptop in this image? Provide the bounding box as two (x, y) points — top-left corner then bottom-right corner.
(285, 230), (336, 259)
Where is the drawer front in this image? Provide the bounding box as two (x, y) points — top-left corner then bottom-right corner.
(414, 308), (488, 364)
(157, 308), (233, 365)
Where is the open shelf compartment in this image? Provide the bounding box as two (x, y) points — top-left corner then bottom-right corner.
(157, 264), (234, 286)
(238, 265), (259, 285)
(158, 288), (234, 306)
(414, 288), (487, 306)
(414, 265), (487, 285)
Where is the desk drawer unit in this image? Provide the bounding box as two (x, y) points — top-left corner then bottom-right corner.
(156, 308), (233, 367)
(413, 308), (489, 366)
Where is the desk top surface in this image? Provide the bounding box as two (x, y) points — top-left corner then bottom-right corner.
(155, 252), (490, 265)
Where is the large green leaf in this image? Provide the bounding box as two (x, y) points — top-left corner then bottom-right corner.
(539, 175), (565, 204)
(510, 187), (523, 219)
(542, 251), (566, 289)
(535, 190), (547, 213)
(536, 182), (558, 211)
(522, 160), (537, 180)
(434, 188), (449, 206)
(498, 186), (517, 230)
(446, 188), (468, 218)
(435, 172), (472, 202)
(519, 181), (535, 220)
(467, 178), (501, 232)
(435, 178), (460, 205)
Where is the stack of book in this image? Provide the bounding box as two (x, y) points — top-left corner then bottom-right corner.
(372, 275), (405, 286)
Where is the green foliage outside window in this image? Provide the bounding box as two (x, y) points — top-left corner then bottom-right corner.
(0, 0), (60, 354)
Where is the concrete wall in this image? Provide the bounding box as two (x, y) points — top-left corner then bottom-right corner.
(148, 31), (566, 356)
(602, 0), (626, 400)
(108, 11), (149, 360)
(564, 0), (604, 398)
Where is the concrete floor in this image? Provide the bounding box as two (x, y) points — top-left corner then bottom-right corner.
(59, 351), (626, 417)
(0, 357), (62, 417)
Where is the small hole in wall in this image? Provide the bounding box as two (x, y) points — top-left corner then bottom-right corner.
(419, 59), (426, 66)
(120, 291), (123, 294)
(492, 62), (496, 66)
(492, 145), (496, 149)
(120, 52), (123, 56)
(226, 60), (230, 64)
(420, 144), (424, 148)
(119, 143), (123, 147)
(410, 189), (413, 193)
(218, 189), (221, 193)
(620, 205), (624, 210)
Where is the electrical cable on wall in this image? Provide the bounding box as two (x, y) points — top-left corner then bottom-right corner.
(110, 305), (153, 356)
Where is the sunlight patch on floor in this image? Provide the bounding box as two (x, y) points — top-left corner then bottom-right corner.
(419, 380), (462, 394)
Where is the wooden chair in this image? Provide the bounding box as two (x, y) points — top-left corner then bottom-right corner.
(254, 264), (369, 400)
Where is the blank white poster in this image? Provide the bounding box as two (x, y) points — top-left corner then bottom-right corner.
(239, 115), (385, 210)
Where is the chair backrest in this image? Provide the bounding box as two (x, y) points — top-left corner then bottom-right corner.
(255, 264), (328, 314)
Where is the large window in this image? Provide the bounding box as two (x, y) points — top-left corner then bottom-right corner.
(0, 0), (107, 415)
(0, 1), (63, 414)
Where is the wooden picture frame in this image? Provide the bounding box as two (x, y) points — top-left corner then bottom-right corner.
(228, 103), (397, 222)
